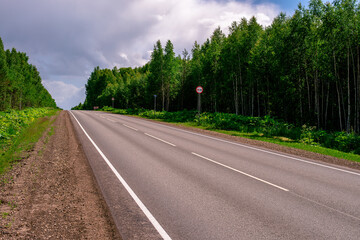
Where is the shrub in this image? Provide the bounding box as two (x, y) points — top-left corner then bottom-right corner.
(0, 108), (52, 148)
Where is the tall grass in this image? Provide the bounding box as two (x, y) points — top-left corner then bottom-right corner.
(0, 108), (58, 174)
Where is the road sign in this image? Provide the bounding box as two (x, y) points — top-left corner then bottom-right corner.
(196, 86), (203, 94)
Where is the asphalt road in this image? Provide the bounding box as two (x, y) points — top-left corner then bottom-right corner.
(70, 110), (360, 240)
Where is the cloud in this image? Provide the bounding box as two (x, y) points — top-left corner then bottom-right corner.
(42, 80), (85, 110)
(0, 0), (280, 109)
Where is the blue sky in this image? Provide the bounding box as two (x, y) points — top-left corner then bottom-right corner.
(256, 0), (309, 12)
(0, 0), (310, 109)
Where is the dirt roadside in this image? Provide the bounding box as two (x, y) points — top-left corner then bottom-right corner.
(0, 111), (121, 239)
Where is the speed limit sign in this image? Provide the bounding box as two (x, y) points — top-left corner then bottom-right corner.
(196, 86), (203, 94)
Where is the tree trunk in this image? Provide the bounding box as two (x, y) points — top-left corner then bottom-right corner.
(315, 69), (320, 128)
(325, 82), (330, 129)
(251, 82), (254, 117)
(166, 83), (170, 111)
(266, 75), (270, 116)
(257, 79), (260, 117)
(305, 61), (311, 114)
(347, 45), (351, 132)
(233, 74), (239, 115)
(299, 77), (303, 120)
(334, 51), (343, 131)
(357, 46), (360, 133)
(238, 55), (244, 115)
(162, 86), (165, 111)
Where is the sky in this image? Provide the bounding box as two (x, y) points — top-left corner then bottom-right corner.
(0, 0), (308, 110)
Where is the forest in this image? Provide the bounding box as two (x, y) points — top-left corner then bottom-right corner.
(0, 37), (56, 111)
(77, 0), (360, 134)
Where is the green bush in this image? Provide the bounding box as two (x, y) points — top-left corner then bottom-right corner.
(0, 108), (53, 148)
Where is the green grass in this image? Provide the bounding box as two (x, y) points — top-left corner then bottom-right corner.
(179, 122), (360, 162)
(0, 109), (59, 175)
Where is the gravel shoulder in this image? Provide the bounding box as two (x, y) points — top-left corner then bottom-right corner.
(0, 111), (121, 239)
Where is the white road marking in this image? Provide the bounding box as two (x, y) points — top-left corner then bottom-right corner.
(144, 133), (176, 147)
(191, 152), (289, 192)
(123, 124), (138, 131)
(290, 192), (360, 222)
(70, 111), (172, 240)
(116, 115), (360, 177)
(106, 118), (117, 123)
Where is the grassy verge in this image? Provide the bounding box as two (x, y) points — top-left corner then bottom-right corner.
(101, 107), (360, 163)
(0, 109), (59, 175)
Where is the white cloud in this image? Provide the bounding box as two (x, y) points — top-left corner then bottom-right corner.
(106, 0), (280, 66)
(42, 80), (85, 110)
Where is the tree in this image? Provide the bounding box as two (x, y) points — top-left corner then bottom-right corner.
(163, 40), (178, 111)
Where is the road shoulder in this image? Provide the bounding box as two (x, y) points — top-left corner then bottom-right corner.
(0, 111), (121, 239)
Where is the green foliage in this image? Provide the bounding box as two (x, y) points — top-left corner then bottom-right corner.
(0, 37), (57, 111)
(0, 108), (58, 174)
(78, 0), (360, 148)
(0, 108), (53, 148)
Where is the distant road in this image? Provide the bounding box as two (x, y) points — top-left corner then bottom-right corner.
(70, 110), (360, 240)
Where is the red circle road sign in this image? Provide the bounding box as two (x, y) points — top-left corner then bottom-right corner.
(196, 86), (203, 94)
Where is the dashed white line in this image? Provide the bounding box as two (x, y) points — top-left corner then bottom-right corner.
(191, 152), (289, 192)
(116, 115), (360, 177)
(123, 124), (138, 131)
(144, 133), (176, 147)
(106, 118), (117, 123)
(70, 111), (172, 240)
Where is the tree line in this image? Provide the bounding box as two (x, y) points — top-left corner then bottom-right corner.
(77, 0), (360, 134)
(0, 37), (56, 111)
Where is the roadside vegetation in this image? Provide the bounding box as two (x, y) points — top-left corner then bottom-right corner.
(75, 0), (360, 136)
(74, 0), (360, 162)
(0, 35), (58, 175)
(101, 107), (360, 162)
(0, 37), (56, 111)
(0, 108), (59, 175)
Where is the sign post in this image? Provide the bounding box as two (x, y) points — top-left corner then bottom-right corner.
(112, 97), (115, 108)
(196, 86), (203, 114)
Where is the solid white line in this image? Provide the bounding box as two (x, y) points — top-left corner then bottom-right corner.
(144, 133), (176, 147)
(191, 152), (289, 192)
(69, 111), (172, 240)
(123, 124), (138, 131)
(117, 116), (360, 177)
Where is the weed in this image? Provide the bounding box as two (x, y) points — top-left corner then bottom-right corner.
(1, 212), (9, 219)
(0, 108), (59, 175)
(7, 201), (16, 210)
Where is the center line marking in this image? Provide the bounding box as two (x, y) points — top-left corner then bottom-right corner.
(144, 133), (176, 147)
(191, 152), (289, 192)
(123, 124), (138, 131)
(106, 118), (117, 123)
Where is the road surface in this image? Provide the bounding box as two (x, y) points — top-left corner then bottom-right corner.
(70, 110), (360, 240)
